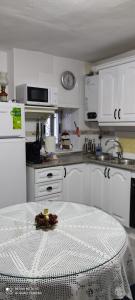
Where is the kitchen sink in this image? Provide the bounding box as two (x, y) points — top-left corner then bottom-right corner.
(110, 157), (135, 166)
(86, 153), (135, 166)
(95, 153), (113, 161)
(86, 153), (112, 161)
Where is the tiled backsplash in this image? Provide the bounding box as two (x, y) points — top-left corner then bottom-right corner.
(119, 138), (135, 154)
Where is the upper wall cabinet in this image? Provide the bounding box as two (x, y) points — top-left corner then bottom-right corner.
(98, 67), (118, 123)
(98, 61), (135, 125)
(119, 62), (135, 122)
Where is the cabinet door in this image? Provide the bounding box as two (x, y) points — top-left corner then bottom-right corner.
(35, 193), (62, 202)
(109, 168), (130, 227)
(119, 62), (135, 122)
(98, 68), (118, 122)
(63, 164), (89, 204)
(89, 164), (110, 210)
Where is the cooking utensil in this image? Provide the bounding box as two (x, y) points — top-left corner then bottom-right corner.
(74, 121), (80, 137)
(43, 124), (46, 139)
(36, 122), (40, 142)
(40, 122), (44, 145)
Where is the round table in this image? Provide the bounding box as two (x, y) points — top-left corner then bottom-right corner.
(0, 201), (134, 300)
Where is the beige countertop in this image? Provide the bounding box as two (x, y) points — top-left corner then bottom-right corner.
(26, 152), (135, 172)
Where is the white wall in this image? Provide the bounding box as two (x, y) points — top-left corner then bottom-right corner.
(0, 51), (7, 72)
(0, 51), (8, 94)
(4, 48), (101, 151)
(7, 48), (85, 109)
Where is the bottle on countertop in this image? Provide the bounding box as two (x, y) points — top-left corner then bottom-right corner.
(96, 143), (102, 156)
(83, 137), (88, 153)
(96, 133), (102, 156)
(88, 139), (92, 153)
(92, 139), (96, 154)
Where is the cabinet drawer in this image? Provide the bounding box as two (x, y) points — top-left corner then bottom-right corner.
(35, 167), (63, 183)
(35, 180), (62, 197)
(35, 193), (62, 202)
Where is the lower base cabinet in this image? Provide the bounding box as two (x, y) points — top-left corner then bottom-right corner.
(63, 164), (89, 205)
(27, 162), (131, 227)
(89, 164), (131, 227)
(35, 193), (62, 202)
(110, 167), (131, 227)
(26, 166), (64, 202)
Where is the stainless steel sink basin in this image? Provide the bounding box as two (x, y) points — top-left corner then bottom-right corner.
(86, 152), (135, 166)
(86, 153), (113, 161)
(96, 153), (113, 161)
(110, 157), (135, 166)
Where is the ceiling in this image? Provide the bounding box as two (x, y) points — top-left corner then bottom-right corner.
(0, 0), (135, 62)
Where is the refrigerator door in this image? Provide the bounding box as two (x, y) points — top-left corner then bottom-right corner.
(0, 138), (26, 208)
(0, 102), (25, 137)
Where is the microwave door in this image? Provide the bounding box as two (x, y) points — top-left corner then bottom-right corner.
(27, 87), (49, 105)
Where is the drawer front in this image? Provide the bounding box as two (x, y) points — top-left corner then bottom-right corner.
(35, 180), (62, 197)
(35, 193), (62, 202)
(35, 167), (63, 183)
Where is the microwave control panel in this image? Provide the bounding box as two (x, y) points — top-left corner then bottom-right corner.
(84, 75), (98, 121)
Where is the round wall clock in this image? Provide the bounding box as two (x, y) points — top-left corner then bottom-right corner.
(61, 71), (76, 90)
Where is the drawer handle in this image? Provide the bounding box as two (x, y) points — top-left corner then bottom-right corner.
(64, 167), (66, 178)
(47, 173), (53, 178)
(118, 108), (121, 119)
(104, 167), (107, 178)
(107, 168), (110, 179)
(114, 108), (117, 120)
(46, 186), (53, 191)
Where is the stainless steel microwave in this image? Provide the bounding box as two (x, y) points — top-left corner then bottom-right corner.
(16, 84), (58, 106)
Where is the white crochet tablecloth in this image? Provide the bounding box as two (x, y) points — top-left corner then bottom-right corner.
(0, 201), (134, 300)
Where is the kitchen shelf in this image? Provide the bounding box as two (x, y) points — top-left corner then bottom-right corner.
(25, 105), (57, 119)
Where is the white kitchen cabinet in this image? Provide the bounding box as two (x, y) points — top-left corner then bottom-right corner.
(98, 61), (135, 124)
(35, 193), (62, 202)
(89, 164), (131, 227)
(98, 67), (118, 123)
(119, 61), (135, 122)
(89, 164), (111, 212)
(63, 164), (89, 205)
(109, 167), (131, 227)
(26, 166), (64, 202)
(89, 164), (104, 209)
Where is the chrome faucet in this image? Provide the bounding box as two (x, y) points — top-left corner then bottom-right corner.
(105, 139), (123, 159)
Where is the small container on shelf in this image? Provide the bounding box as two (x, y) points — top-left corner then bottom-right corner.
(0, 86), (8, 102)
(0, 72), (8, 102)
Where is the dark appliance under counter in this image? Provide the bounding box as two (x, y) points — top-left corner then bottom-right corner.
(130, 177), (135, 228)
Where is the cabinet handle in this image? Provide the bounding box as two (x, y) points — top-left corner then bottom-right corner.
(107, 168), (110, 179)
(64, 167), (66, 178)
(46, 186), (53, 191)
(114, 109), (117, 120)
(47, 173), (53, 178)
(118, 108), (121, 119)
(104, 167), (107, 178)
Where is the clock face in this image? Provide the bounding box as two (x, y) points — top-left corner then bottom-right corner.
(61, 71), (76, 90)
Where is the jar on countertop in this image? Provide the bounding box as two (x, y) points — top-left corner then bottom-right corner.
(60, 131), (73, 150)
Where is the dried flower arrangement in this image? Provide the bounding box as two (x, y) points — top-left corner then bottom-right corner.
(35, 208), (58, 230)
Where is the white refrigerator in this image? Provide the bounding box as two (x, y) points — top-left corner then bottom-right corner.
(0, 102), (26, 208)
